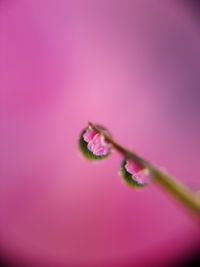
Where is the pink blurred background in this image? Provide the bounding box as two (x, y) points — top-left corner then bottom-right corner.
(1, 0), (200, 266)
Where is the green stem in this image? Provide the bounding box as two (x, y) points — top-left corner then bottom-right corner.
(88, 122), (200, 218)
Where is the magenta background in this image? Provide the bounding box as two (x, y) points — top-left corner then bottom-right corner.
(1, 1), (200, 266)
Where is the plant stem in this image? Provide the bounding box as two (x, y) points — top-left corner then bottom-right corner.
(88, 122), (200, 218)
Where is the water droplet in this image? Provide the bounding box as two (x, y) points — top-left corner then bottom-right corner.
(120, 159), (151, 187)
(79, 125), (111, 160)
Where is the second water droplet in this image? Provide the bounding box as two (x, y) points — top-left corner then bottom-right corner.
(120, 159), (151, 187)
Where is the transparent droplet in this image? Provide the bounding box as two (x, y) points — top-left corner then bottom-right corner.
(79, 125), (111, 160)
(120, 159), (151, 187)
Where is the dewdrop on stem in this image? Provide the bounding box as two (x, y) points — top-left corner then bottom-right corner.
(79, 125), (111, 160)
(78, 122), (200, 217)
(120, 159), (151, 187)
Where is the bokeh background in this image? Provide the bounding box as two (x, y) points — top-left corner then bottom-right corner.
(1, 0), (200, 266)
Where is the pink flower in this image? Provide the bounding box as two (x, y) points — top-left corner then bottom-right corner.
(125, 160), (150, 185)
(82, 128), (97, 143)
(125, 159), (143, 174)
(83, 128), (110, 156)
